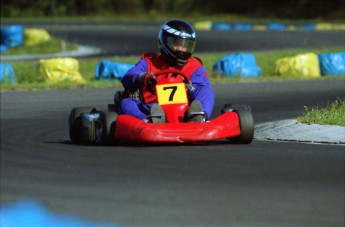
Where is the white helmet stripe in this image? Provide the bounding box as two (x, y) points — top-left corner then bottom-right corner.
(162, 25), (196, 38)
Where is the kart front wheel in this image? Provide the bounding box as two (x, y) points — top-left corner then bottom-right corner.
(222, 104), (254, 144)
(233, 106), (254, 144)
(69, 107), (95, 143)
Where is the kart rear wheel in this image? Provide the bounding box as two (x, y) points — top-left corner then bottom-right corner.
(114, 90), (124, 110)
(100, 111), (118, 145)
(222, 104), (254, 144)
(69, 107), (95, 143)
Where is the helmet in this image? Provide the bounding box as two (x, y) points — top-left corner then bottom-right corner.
(158, 20), (196, 66)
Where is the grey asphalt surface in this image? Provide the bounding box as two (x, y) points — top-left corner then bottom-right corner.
(1, 22), (345, 226)
(2, 80), (345, 226)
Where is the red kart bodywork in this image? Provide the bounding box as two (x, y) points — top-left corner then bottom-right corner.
(69, 70), (254, 145)
(114, 111), (240, 143)
(112, 69), (243, 143)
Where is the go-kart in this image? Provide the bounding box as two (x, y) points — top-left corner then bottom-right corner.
(68, 69), (254, 145)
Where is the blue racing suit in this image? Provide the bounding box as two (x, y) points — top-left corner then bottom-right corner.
(118, 53), (215, 121)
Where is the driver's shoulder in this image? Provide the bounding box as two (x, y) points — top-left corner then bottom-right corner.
(190, 56), (203, 65)
(182, 56), (205, 76)
(141, 52), (158, 59)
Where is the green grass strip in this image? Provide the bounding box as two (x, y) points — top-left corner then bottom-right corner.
(298, 98), (345, 126)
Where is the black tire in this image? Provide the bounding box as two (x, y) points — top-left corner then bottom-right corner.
(100, 111), (118, 145)
(221, 103), (251, 114)
(68, 107), (95, 143)
(222, 104), (254, 144)
(114, 90), (124, 110)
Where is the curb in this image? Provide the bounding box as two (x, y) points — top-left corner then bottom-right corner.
(255, 119), (345, 145)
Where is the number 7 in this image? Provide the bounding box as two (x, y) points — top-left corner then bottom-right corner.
(163, 86), (177, 101)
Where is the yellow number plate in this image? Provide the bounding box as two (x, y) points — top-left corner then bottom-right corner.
(156, 83), (188, 105)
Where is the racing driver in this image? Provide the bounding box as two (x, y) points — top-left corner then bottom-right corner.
(118, 19), (215, 123)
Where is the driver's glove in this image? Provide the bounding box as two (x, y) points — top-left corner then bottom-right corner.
(138, 72), (157, 91)
(186, 81), (195, 92)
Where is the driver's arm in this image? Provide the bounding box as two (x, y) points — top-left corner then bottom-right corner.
(121, 59), (148, 91)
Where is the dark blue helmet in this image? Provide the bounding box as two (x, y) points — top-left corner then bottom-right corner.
(158, 20), (196, 66)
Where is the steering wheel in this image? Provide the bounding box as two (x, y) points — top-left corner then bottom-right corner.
(153, 69), (191, 85)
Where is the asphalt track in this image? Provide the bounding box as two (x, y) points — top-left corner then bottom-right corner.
(52, 26), (345, 57)
(1, 22), (345, 226)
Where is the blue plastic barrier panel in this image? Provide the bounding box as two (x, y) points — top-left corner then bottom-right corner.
(0, 200), (115, 227)
(318, 52), (345, 76)
(234, 24), (252, 30)
(0, 24), (24, 47)
(96, 60), (134, 80)
(301, 24), (316, 31)
(213, 53), (261, 78)
(211, 22), (231, 30)
(0, 44), (7, 53)
(267, 23), (286, 31)
(0, 63), (16, 84)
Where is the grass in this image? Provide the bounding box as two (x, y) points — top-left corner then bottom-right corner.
(298, 98), (345, 126)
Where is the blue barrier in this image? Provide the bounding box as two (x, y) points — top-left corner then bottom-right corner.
(211, 22), (231, 30)
(0, 24), (24, 47)
(96, 60), (134, 80)
(301, 24), (316, 31)
(0, 44), (7, 53)
(0, 63), (16, 84)
(233, 23), (252, 30)
(213, 53), (261, 78)
(318, 52), (345, 76)
(0, 200), (115, 227)
(267, 23), (286, 30)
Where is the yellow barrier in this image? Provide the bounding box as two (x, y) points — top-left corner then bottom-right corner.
(38, 58), (85, 83)
(24, 28), (51, 47)
(194, 21), (212, 30)
(252, 25), (267, 31)
(286, 25), (298, 31)
(274, 53), (321, 77)
(315, 23), (345, 30)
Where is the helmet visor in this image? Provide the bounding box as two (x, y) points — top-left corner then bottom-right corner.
(166, 36), (196, 55)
